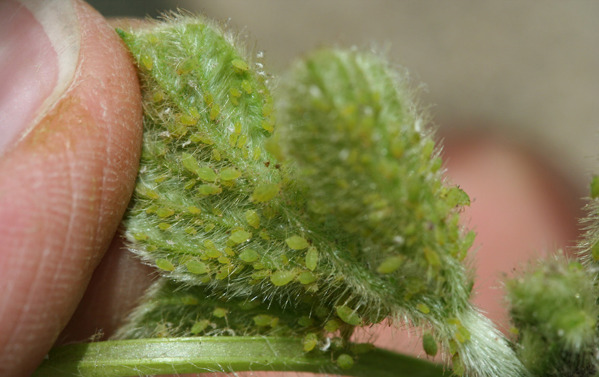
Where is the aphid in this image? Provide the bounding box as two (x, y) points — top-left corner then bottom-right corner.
(252, 314), (275, 327)
(422, 333), (438, 357)
(241, 80), (252, 94)
(416, 303), (430, 314)
(156, 207), (175, 218)
(186, 260), (208, 274)
(376, 255), (403, 274)
(229, 230), (252, 245)
(297, 271), (317, 285)
(156, 258), (175, 271)
(591, 175), (599, 199)
(270, 270), (295, 286)
(140, 54), (153, 71)
(305, 247), (318, 271)
(190, 319), (211, 334)
(285, 235), (310, 250)
(335, 305), (362, 326)
(251, 183), (279, 203)
(212, 307), (228, 318)
(197, 184), (222, 196)
(157, 222), (171, 230)
(239, 249), (259, 263)
(336, 354), (354, 370)
(302, 333), (318, 352)
(244, 210), (260, 229)
(324, 319), (340, 333)
(231, 58), (249, 73)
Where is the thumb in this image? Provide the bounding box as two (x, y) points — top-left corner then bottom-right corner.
(0, 0), (142, 376)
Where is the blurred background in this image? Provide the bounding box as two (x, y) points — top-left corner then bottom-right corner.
(87, 0), (598, 345)
(90, 0), (599, 185)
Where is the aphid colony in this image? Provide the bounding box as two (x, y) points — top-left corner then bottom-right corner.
(117, 16), (526, 377)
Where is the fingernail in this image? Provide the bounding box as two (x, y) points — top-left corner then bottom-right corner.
(0, 0), (80, 155)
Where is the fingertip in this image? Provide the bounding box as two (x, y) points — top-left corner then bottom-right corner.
(0, 0), (142, 375)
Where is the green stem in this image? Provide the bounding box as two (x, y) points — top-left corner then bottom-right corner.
(34, 337), (451, 377)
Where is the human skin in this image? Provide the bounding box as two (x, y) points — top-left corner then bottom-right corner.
(0, 1), (581, 376)
(0, 1), (142, 375)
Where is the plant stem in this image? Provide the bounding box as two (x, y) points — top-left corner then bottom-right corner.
(34, 336), (451, 377)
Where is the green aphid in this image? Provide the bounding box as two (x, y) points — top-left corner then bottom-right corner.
(139, 54), (153, 71)
(228, 133), (239, 147)
(137, 186), (159, 200)
(305, 247), (318, 271)
(285, 235), (310, 250)
(253, 314), (276, 327)
(154, 175), (168, 183)
(178, 113), (197, 126)
(261, 119), (274, 133)
(219, 167), (241, 181)
(187, 206), (202, 215)
(251, 183), (279, 203)
(592, 242), (599, 261)
(156, 207), (175, 219)
(197, 184), (222, 196)
(196, 166), (218, 182)
(236, 134), (248, 148)
(212, 307), (228, 318)
(229, 87), (242, 99)
(205, 248), (221, 259)
(133, 232), (149, 241)
(446, 186), (471, 207)
(190, 319), (211, 335)
(302, 333), (319, 352)
(241, 80), (252, 94)
(454, 324), (471, 343)
(251, 269), (271, 280)
(185, 260), (209, 275)
(180, 152), (201, 175)
(591, 175), (599, 199)
(376, 255), (403, 274)
(335, 305), (362, 326)
(244, 210), (260, 229)
(180, 295), (199, 305)
(324, 319), (341, 333)
(231, 58), (249, 73)
(209, 103), (220, 121)
(336, 354), (354, 370)
(229, 230), (252, 245)
(157, 222), (171, 231)
(298, 316), (314, 327)
(175, 57), (196, 76)
(416, 303), (431, 314)
(239, 249), (260, 263)
(270, 270), (295, 286)
(189, 133), (214, 145)
(423, 247), (441, 267)
(156, 258), (175, 272)
(297, 271), (317, 285)
(422, 333), (438, 357)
